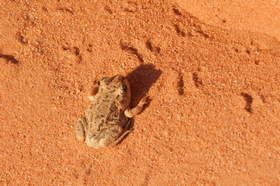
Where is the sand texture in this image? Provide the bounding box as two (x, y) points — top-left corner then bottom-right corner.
(0, 0), (279, 185)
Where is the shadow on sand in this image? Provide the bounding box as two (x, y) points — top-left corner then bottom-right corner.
(116, 64), (162, 145)
(126, 63), (162, 110)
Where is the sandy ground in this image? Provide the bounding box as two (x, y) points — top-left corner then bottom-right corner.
(0, 0), (279, 185)
(176, 0), (280, 41)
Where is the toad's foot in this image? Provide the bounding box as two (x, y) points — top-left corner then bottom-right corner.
(124, 96), (149, 118)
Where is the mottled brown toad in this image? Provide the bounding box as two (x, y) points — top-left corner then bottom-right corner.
(75, 75), (148, 149)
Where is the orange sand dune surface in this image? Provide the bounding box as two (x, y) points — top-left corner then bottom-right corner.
(0, 0), (279, 185)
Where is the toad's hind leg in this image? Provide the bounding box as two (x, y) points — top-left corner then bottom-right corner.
(111, 120), (132, 146)
(75, 117), (88, 142)
(124, 96), (149, 118)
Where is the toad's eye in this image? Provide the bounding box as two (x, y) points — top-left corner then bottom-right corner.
(121, 85), (127, 92)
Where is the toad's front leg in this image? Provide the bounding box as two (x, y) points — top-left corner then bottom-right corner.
(88, 80), (100, 101)
(124, 96), (149, 118)
(75, 117), (88, 142)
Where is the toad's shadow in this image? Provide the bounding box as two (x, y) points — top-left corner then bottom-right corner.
(126, 63), (162, 109)
(117, 64), (161, 145)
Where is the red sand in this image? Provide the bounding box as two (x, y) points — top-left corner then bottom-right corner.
(1, 0), (279, 185)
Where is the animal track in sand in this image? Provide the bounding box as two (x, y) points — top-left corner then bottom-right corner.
(61, 45), (82, 63)
(241, 92), (253, 113)
(57, 7), (74, 15)
(192, 72), (203, 88)
(145, 40), (161, 54)
(177, 72), (185, 95)
(120, 40), (144, 63)
(0, 53), (19, 64)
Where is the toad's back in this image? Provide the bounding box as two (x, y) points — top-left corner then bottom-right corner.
(85, 91), (128, 133)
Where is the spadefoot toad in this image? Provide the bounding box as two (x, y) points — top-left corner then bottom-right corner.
(75, 75), (148, 149)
